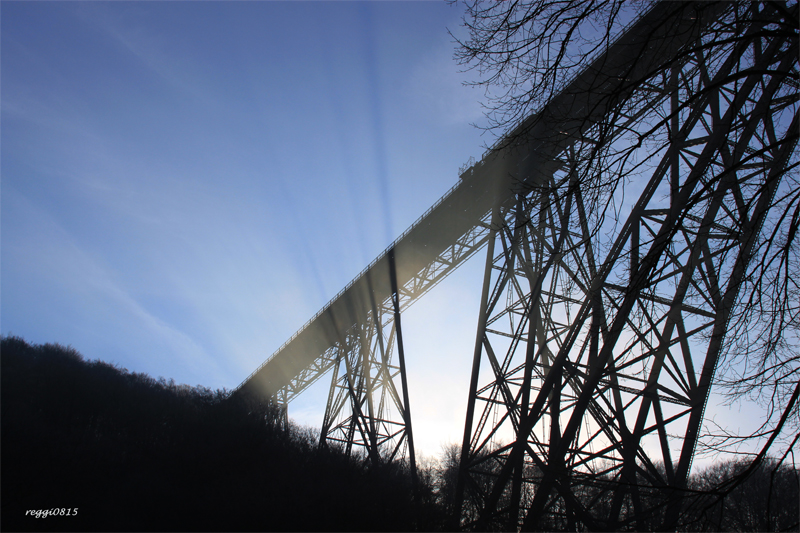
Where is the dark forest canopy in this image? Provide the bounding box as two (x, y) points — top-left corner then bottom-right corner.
(1, 336), (442, 532)
(2, 336), (797, 531)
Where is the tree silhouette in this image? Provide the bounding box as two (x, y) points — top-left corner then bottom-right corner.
(1, 336), (434, 531)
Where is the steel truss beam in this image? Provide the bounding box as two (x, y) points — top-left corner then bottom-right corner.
(237, 1), (797, 521)
(239, 0), (720, 470)
(453, 2), (798, 530)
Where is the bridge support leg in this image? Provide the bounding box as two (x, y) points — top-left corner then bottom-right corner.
(318, 270), (417, 475)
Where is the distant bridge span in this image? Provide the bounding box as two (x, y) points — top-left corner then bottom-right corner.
(237, 1), (798, 529)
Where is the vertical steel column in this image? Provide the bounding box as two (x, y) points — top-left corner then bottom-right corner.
(452, 200), (502, 530)
(388, 247), (418, 491)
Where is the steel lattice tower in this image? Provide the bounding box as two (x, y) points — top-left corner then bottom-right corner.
(236, 1), (798, 529)
(317, 250), (418, 475)
(452, 1), (798, 530)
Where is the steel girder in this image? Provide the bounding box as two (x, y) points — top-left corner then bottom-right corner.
(453, 2), (799, 531)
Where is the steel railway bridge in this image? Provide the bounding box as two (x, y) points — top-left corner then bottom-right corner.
(237, 1), (798, 529)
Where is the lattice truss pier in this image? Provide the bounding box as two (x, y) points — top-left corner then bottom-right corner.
(454, 1), (798, 530)
(237, 1), (798, 530)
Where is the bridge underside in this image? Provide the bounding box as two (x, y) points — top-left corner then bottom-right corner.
(238, 1), (798, 530)
(455, 2), (798, 529)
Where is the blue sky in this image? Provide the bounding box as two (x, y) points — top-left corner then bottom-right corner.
(2, 0), (494, 458)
